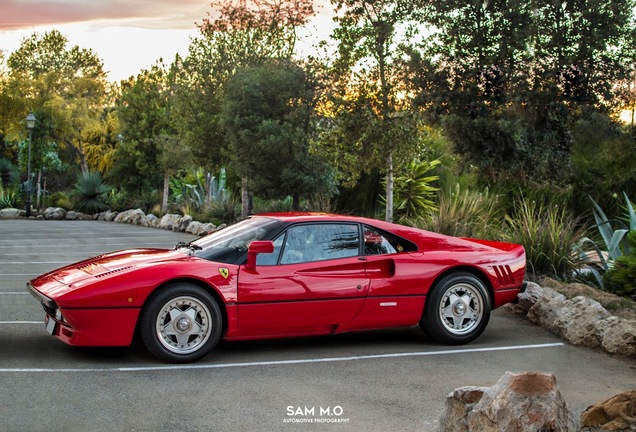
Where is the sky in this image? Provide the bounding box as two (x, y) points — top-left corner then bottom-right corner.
(0, 0), (335, 82)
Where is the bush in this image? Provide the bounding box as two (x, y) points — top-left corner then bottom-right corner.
(404, 185), (503, 239)
(605, 230), (636, 298)
(73, 172), (111, 214)
(505, 197), (584, 279)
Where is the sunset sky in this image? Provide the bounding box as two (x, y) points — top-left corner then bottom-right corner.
(0, 0), (334, 82)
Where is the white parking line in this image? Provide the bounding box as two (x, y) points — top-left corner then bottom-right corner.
(0, 343), (564, 373)
(0, 321), (41, 324)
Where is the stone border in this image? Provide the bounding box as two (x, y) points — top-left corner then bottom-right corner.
(512, 282), (636, 359)
(0, 207), (222, 236)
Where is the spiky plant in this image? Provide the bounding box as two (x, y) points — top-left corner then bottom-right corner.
(0, 158), (19, 189)
(73, 172), (111, 214)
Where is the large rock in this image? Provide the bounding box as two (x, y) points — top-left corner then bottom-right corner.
(598, 317), (636, 357)
(159, 213), (182, 231)
(439, 386), (488, 432)
(553, 296), (611, 348)
(522, 286), (636, 358)
(176, 214), (192, 232)
(142, 214), (159, 228)
(440, 371), (579, 432)
(516, 282), (544, 314)
(43, 207), (66, 220)
(0, 208), (20, 219)
(115, 209), (145, 224)
(580, 391), (636, 431)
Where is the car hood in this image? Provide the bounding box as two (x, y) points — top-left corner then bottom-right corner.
(39, 248), (185, 287)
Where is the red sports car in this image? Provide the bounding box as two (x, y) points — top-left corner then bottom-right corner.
(27, 213), (526, 363)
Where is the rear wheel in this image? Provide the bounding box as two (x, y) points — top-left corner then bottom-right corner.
(140, 283), (222, 363)
(420, 272), (491, 345)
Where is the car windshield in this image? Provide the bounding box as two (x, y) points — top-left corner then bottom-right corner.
(180, 217), (283, 264)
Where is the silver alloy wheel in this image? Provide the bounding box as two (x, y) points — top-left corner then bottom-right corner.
(155, 295), (212, 354)
(438, 282), (484, 335)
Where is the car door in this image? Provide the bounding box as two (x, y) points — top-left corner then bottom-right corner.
(337, 225), (426, 332)
(236, 223), (370, 337)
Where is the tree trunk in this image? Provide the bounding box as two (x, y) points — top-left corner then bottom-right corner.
(162, 169), (170, 214)
(77, 132), (89, 175)
(241, 176), (249, 219)
(385, 150), (394, 222)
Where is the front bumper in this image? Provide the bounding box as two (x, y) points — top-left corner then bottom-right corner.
(27, 282), (139, 347)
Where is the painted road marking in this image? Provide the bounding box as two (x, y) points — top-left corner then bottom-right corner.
(0, 343), (564, 373)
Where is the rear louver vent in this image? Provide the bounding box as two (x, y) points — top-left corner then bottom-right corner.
(493, 265), (514, 286)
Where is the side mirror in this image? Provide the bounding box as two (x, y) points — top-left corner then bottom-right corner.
(245, 240), (274, 272)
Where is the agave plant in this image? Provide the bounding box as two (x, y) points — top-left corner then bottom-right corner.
(0, 158), (19, 189)
(391, 159), (440, 220)
(73, 172), (111, 214)
(574, 193), (636, 288)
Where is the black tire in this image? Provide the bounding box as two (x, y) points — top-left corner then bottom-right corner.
(420, 272), (491, 345)
(140, 283), (222, 363)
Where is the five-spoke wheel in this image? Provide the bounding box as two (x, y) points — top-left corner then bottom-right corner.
(140, 283), (222, 363)
(420, 272), (491, 345)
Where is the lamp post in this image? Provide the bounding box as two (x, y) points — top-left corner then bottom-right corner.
(25, 112), (36, 217)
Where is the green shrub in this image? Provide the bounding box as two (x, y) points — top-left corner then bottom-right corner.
(604, 230), (636, 298)
(404, 184), (503, 239)
(0, 188), (20, 209)
(505, 197), (585, 279)
(391, 159), (440, 220)
(48, 191), (72, 210)
(73, 172), (111, 214)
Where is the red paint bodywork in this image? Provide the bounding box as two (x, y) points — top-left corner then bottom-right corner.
(27, 213), (526, 348)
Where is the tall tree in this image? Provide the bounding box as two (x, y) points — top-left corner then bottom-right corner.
(321, 0), (425, 221)
(172, 0), (314, 216)
(406, 0), (636, 186)
(6, 30), (110, 174)
(115, 62), (179, 204)
(221, 59), (334, 210)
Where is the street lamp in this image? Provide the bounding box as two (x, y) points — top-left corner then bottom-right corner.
(25, 112), (36, 217)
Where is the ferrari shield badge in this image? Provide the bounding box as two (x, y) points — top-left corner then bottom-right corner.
(218, 267), (229, 279)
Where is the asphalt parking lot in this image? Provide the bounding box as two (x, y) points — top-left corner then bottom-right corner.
(1, 219), (635, 432)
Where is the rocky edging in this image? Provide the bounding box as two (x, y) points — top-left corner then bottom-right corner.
(0, 207), (222, 237)
(511, 282), (636, 359)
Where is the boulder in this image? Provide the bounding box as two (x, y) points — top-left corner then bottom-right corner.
(104, 210), (118, 222)
(65, 211), (78, 220)
(554, 296), (611, 348)
(186, 221), (205, 235)
(43, 207), (66, 220)
(580, 391), (636, 431)
(515, 282), (544, 314)
(115, 209), (145, 224)
(159, 213), (181, 230)
(177, 214), (192, 232)
(439, 386), (488, 432)
(598, 317), (636, 357)
(0, 208), (20, 219)
(440, 371), (579, 432)
(143, 214), (159, 228)
(526, 287), (568, 332)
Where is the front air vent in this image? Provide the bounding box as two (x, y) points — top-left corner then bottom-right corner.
(95, 266), (134, 278)
(77, 262), (108, 275)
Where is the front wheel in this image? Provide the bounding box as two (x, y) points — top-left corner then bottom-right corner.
(140, 283), (222, 363)
(420, 272), (491, 345)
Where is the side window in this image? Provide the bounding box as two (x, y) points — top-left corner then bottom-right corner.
(279, 224), (360, 264)
(364, 226), (400, 255)
(255, 235), (284, 266)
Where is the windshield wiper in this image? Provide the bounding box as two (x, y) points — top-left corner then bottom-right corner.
(174, 241), (203, 252)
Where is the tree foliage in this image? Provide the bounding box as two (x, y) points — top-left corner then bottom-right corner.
(221, 59), (334, 210)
